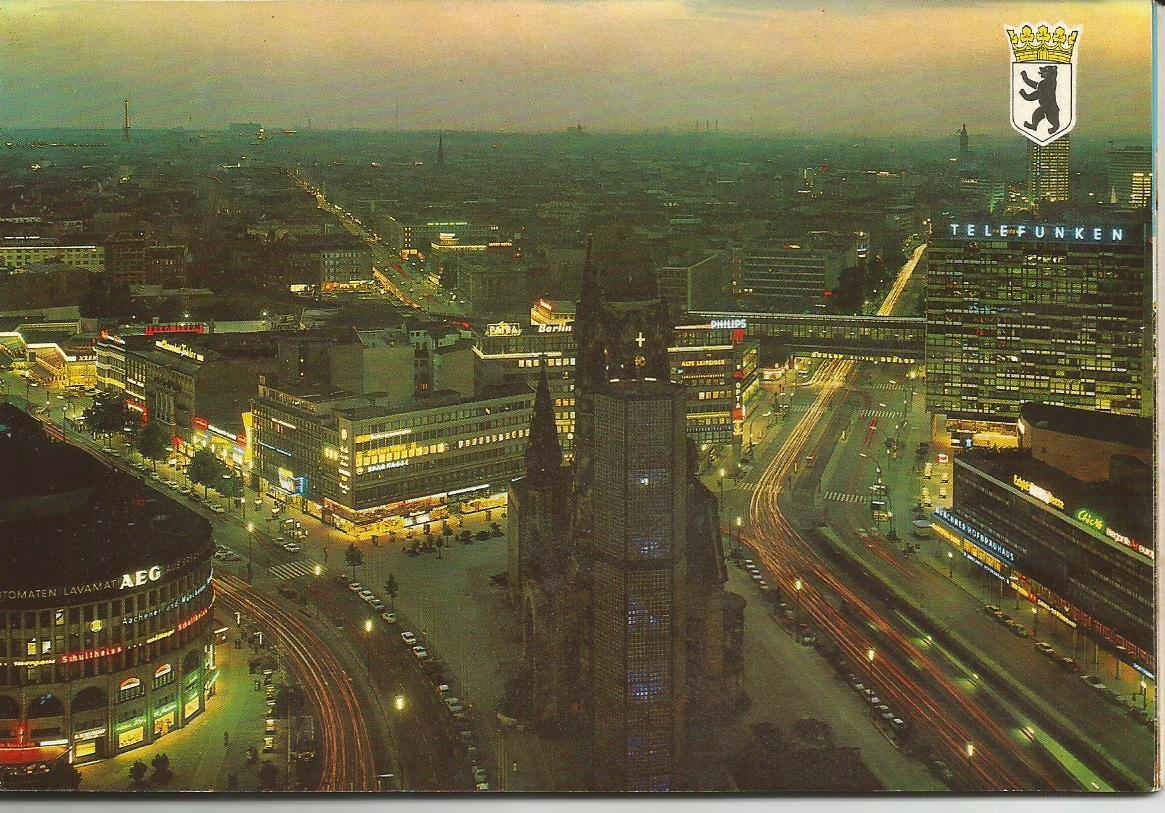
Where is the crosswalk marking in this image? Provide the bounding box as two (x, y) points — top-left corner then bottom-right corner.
(268, 559), (326, 581)
(857, 408), (901, 418)
(822, 491), (868, 504)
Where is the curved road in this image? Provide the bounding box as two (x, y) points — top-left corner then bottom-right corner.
(214, 572), (377, 791)
(741, 246), (1079, 790)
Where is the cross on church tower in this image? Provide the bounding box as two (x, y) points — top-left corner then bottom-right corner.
(635, 331), (646, 348)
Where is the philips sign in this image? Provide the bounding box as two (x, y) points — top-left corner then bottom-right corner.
(946, 223), (1133, 244)
(710, 318), (747, 330)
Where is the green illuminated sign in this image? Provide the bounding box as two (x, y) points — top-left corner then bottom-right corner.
(115, 715), (145, 731)
(1075, 508), (1106, 532)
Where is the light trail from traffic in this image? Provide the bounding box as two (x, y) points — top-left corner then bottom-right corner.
(741, 244), (1076, 790)
(215, 572), (377, 791)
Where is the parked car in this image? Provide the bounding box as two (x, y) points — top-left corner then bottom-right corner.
(401, 631), (417, 645)
(348, 582), (363, 592)
(283, 542), (301, 553)
(359, 589), (375, 601)
(1056, 656), (1080, 673)
(982, 604), (1001, 616)
(1034, 641), (1056, 657)
(369, 598), (385, 611)
(412, 645), (429, 660)
(380, 612), (397, 624)
(1080, 674), (1108, 693)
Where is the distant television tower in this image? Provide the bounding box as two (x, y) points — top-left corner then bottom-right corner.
(437, 131), (444, 167)
(123, 98), (131, 142)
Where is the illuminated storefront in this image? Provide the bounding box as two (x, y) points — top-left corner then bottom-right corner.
(936, 444), (1154, 677)
(0, 553), (216, 763)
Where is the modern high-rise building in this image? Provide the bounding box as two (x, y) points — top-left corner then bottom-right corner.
(927, 218), (1152, 433)
(736, 237), (857, 313)
(1106, 145), (1152, 208)
(1028, 137), (1070, 203)
(590, 379), (689, 792)
(959, 122), (969, 159)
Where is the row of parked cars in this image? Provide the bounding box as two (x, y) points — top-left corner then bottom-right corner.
(339, 577), (395, 618)
(845, 673), (910, 738)
(982, 604), (1030, 638)
(991, 606), (1155, 729)
(395, 629), (490, 789)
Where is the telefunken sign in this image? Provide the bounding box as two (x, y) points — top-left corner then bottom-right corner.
(946, 223), (1133, 244)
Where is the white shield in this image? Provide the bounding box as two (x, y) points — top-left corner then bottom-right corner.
(1011, 61), (1074, 145)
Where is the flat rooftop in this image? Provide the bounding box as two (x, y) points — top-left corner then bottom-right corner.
(958, 448), (1152, 554)
(0, 404), (213, 593)
(1019, 402), (1152, 451)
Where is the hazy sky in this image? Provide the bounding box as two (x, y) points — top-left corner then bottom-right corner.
(0, 1), (1152, 137)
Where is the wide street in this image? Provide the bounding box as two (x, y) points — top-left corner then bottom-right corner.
(709, 243), (1156, 790)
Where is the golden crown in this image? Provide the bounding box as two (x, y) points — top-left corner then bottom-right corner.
(1007, 23), (1079, 64)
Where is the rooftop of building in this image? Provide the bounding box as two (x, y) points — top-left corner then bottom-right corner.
(334, 381), (530, 421)
(1019, 402), (1152, 451)
(956, 447), (1152, 554)
(599, 377), (684, 399)
(0, 404), (212, 591)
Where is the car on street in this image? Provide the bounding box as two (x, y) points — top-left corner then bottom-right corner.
(348, 582), (363, 592)
(928, 758), (955, 783)
(1034, 641), (1056, 657)
(474, 530), (490, 541)
(472, 767), (487, 784)
(992, 610), (1010, 624)
(982, 604), (1001, 616)
(210, 505), (226, 514)
(282, 542), (301, 553)
(1007, 621), (1029, 638)
(359, 589), (375, 601)
(1080, 674), (1108, 693)
(369, 598), (385, 611)
(1057, 656), (1081, 672)
(380, 612), (396, 624)
(401, 631), (417, 645)
(412, 645), (429, 660)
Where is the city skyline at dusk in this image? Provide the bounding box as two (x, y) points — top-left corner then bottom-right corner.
(0, 1), (1151, 137)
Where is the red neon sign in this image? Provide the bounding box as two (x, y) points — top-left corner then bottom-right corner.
(192, 417), (209, 431)
(145, 323), (206, 337)
(58, 645), (124, 665)
(177, 606), (209, 633)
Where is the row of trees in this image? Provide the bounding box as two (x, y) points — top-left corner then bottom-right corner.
(341, 545), (401, 609)
(81, 396), (242, 501)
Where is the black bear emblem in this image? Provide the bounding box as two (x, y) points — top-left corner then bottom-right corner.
(1019, 65), (1060, 135)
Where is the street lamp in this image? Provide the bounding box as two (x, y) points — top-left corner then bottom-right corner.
(947, 550), (954, 578)
(866, 648), (875, 664)
(793, 578), (803, 623)
(394, 694), (406, 712)
(965, 742), (975, 763)
(364, 618), (373, 673)
(246, 522), (255, 582)
(1031, 605), (1039, 637)
(1140, 680), (1148, 709)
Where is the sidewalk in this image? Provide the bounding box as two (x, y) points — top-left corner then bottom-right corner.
(78, 615), (280, 792)
(721, 566), (943, 791)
